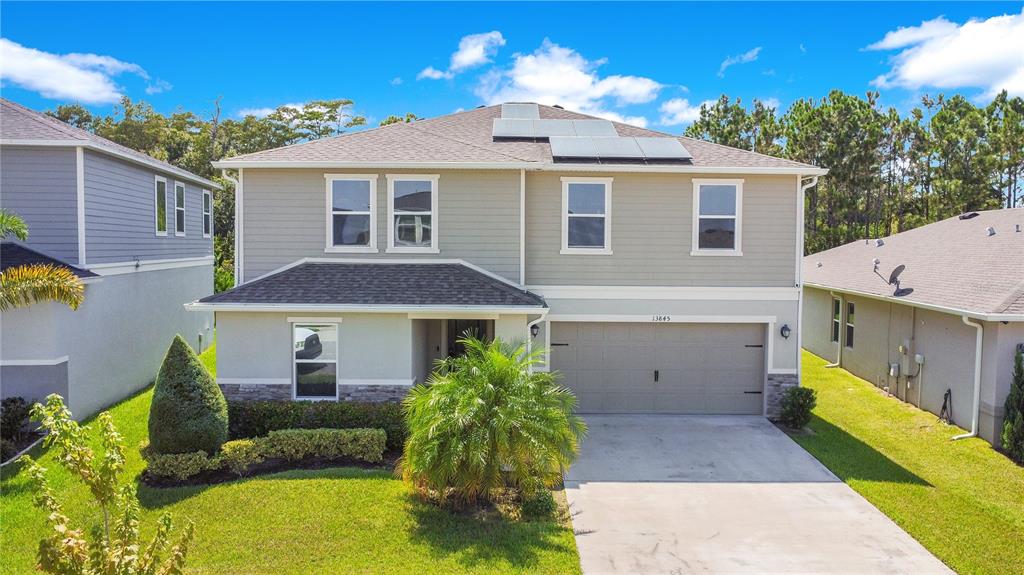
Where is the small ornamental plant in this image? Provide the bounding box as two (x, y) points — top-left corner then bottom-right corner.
(19, 394), (194, 574)
(1002, 351), (1024, 463)
(780, 386), (817, 429)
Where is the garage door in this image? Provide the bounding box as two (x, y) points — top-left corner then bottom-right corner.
(549, 322), (765, 414)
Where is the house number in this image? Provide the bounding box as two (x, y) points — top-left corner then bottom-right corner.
(652, 315), (672, 322)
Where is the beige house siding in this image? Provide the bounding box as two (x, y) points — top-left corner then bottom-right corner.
(525, 172), (798, 286)
(240, 168), (521, 282)
(803, 286), (1023, 445)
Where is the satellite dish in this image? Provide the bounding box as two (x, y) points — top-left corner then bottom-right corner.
(888, 264), (905, 286)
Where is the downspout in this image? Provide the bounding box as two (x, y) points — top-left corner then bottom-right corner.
(797, 176), (818, 376)
(519, 168), (526, 286)
(825, 290), (843, 368)
(952, 315), (983, 440)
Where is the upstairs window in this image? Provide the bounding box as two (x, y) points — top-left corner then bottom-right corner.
(831, 298), (841, 343)
(561, 177), (612, 255)
(155, 176), (167, 236)
(387, 175), (438, 253)
(203, 190), (212, 238)
(326, 175), (376, 252)
(845, 302), (856, 348)
(692, 179), (743, 255)
(174, 183), (186, 236)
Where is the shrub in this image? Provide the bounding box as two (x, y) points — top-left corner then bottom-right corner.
(399, 336), (586, 507)
(780, 387), (817, 429)
(262, 428), (386, 463)
(1, 396), (32, 442)
(220, 439), (264, 476)
(1, 438), (16, 461)
(228, 400), (406, 451)
(149, 334), (228, 454)
(521, 489), (557, 519)
(1002, 351), (1024, 463)
(20, 395), (194, 574)
(141, 441), (220, 480)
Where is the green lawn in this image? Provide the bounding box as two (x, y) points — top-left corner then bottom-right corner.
(0, 345), (579, 574)
(795, 351), (1024, 575)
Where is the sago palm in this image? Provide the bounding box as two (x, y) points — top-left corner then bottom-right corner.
(399, 335), (586, 506)
(0, 209), (85, 311)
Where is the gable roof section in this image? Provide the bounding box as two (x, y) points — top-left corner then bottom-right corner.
(0, 98), (219, 189)
(1, 242), (99, 279)
(192, 260), (546, 310)
(213, 104), (824, 174)
(803, 208), (1024, 319)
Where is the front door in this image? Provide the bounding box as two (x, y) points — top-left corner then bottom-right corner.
(447, 319), (491, 357)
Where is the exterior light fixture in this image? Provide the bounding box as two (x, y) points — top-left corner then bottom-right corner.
(780, 324), (791, 339)
(530, 323), (541, 338)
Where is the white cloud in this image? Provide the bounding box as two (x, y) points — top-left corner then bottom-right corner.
(418, 30), (505, 80)
(474, 39), (662, 127)
(867, 10), (1024, 97)
(799, 43), (807, 53)
(145, 79), (173, 95)
(760, 97), (781, 109)
(718, 47), (762, 77)
(0, 38), (160, 103)
(390, 76), (403, 86)
(236, 102), (303, 118)
(658, 98), (714, 126)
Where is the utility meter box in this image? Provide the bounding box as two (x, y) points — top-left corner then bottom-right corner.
(889, 363), (901, 378)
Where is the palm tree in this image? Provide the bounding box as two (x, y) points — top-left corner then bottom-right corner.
(0, 209), (85, 311)
(399, 335), (586, 507)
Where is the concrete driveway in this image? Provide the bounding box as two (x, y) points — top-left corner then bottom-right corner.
(565, 415), (951, 575)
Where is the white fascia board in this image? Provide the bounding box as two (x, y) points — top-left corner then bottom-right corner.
(211, 158), (828, 176)
(184, 302), (548, 314)
(803, 283), (1024, 323)
(88, 255), (214, 276)
(2, 139), (221, 189)
(529, 285), (799, 301)
(545, 314), (778, 324)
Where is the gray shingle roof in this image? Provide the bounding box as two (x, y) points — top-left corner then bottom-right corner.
(0, 98), (219, 189)
(198, 261), (546, 308)
(803, 208), (1024, 317)
(1, 242), (98, 279)
(217, 104), (821, 172)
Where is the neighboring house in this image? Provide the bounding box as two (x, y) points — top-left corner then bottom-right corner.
(803, 209), (1024, 447)
(191, 103), (826, 417)
(0, 99), (216, 418)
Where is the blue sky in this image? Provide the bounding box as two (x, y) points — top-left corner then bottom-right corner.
(2, 2), (1022, 131)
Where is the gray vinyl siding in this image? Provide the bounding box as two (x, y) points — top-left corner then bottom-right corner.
(83, 150), (213, 264)
(0, 146), (79, 263)
(241, 168), (521, 282)
(526, 172), (798, 286)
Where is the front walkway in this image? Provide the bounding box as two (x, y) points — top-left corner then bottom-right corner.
(564, 415), (951, 574)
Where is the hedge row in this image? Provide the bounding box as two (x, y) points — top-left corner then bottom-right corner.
(142, 428), (387, 481)
(228, 400), (406, 451)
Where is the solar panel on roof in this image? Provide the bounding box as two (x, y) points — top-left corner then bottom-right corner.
(501, 103), (540, 119)
(592, 137), (644, 158)
(635, 137), (692, 160)
(571, 120), (619, 137)
(492, 118), (535, 138)
(533, 119), (576, 137)
(549, 136), (599, 158)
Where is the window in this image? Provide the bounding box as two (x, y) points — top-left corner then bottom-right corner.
(174, 183), (186, 236)
(387, 175), (438, 253)
(293, 323), (338, 400)
(154, 176), (167, 236)
(325, 175), (376, 252)
(561, 177), (612, 255)
(202, 190), (212, 238)
(845, 302), (855, 348)
(830, 298), (841, 343)
(692, 179), (743, 255)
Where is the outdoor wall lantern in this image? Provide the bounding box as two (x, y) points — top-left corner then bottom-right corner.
(530, 323), (541, 338)
(780, 324), (792, 339)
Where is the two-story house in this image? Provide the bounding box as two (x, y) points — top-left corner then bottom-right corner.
(193, 103), (826, 417)
(0, 99), (216, 418)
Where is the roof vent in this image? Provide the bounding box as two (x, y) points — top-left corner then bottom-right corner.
(959, 212), (979, 220)
(874, 239), (885, 247)
(552, 104), (564, 109)
(986, 226), (996, 236)
(816, 261), (823, 268)
(1016, 224), (1021, 233)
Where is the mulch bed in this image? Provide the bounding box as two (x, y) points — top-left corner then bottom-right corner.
(1, 432), (44, 465)
(141, 450), (401, 488)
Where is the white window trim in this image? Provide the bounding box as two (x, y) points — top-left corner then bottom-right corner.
(202, 190), (212, 238)
(324, 174), (378, 253)
(830, 297), (841, 343)
(154, 175), (168, 236)
(561, 177), (613, 255)
(386, 174), (440, 254)
(174, 182), (186, 237)
(291, 321), (340, 401)
(845, 302), (855, 349)
(691, 178), (743, 256)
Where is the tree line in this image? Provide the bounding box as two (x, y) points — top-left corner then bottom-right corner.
(685, 90), (1023, 254)
(46, 90), (1022, 284)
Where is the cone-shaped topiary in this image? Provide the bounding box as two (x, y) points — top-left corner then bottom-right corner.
(149, 334), (228, 454)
